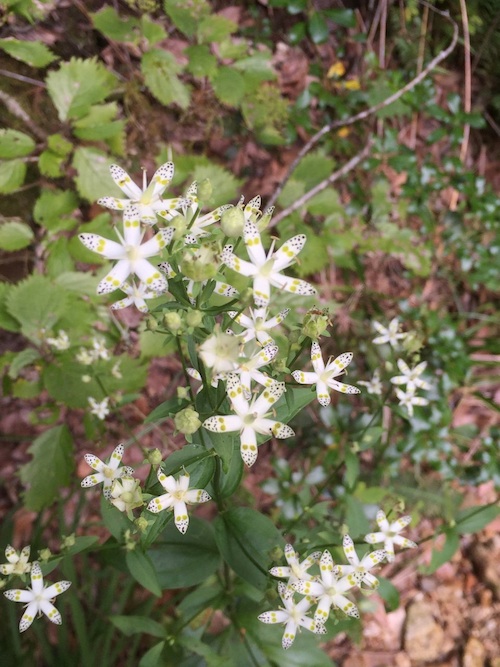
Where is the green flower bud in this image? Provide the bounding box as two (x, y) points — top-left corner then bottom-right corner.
(169, 213), (188, 240)
(146, 317), (159, 332)
(145, 448), (163, 465)
(302, 310), (330, 340)
(197, 178), (212, 202)
(180, 244), (218, 282)
(220, 206), (245, 237)
(134, 517), (149, 533)
(38, 548), (52, 562)
(174, 406), (202, 435)
(257, 206), (274, 232)
(61, 534), (76, 549)
(272, 358), (288, 374)
(110, 477), (144, 520)
(269, 546), (284, 562)
(186, 309), (204, 328)
(163, 311), (183, 334)
(177, 386), (190, 400)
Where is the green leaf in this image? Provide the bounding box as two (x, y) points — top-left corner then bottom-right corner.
(101, 498), (132, 541)
(0, 282), (20, 332)
(163, 0), (209, 37)
(197, 15), (237, 44)
(377, 576), (400, 611)
(141, 49), (190, 109)
(344, 448), (360, 489)
(141, 15), (167, 46)
(19, 425), (74, 511)
(308, 12), (329, 44)
(0, 37), (57, 67)
(43, 360), (101, 408)
(34, 188), (79, 231)
(73, 103), (125, 141)
(54, 271), (98, 295)
(46, 237), (76, 277)
(162, 444), (215, 489)
(126, 549), (162, 597)
(344, 495), (370, 537)
(324, 8), (356, 27)
(455, 504), (500, 534)
(8, 347), (40, 379)
(0, 220), (34, 251)
(38, 150), (66, 178)
(110, 615), (164, 638)
(173, 156), (242, 207)
(47, 134), (73, 156)
(64, 535), (99, 556)
(213, 507), (284, 589)
(72, 147), (122, 201)
(0, 129), (35, 158)
(91, 6), (139, 42)
(185, 45), (217, 78)
(0, 159), (26, 194)
(46, 57), (116, 121)
(6, 275), (70, 344)
(148, 517), (221, 588)
(212, 67), (245, 107)
(139, 642), (165, 667)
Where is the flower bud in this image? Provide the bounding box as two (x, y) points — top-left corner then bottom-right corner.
(110, 477), (144, 519)
(174, 406), (202, 435)
(197, 178), (212, 203)
(177, 386), (190, 400)
(146, 316), (159, 332)
(169, 213), (188, 240)
(61, 534), (76, 550)
(163, 311), (183, 334)
(180, 244), (218, 282)
(134, 517), (149, 533)
(220, 206), (245, 237)
(145, 448), (163, 465)
(186, 309), (204, 328)
(302, 310), (330, 340)
(38, 548), (52, 562)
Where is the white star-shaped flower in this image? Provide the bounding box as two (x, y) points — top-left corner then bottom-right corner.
(147, 471), (211, 534)
(293, 550), (360, 623)
(79, 204), (173, 295)
(80, 444), (134, 499)
(258, 581), (326, 650)
(227, 306), (290, 346)
(292, 341), (360, 406)
(357, 369), (383, 396)
(334, 535), (386, 589)
(88, 396), (110, 420)
(372, 318), (407, 347)
(45, 330), (70, 351)
(221, 220), (316, 307)
(390, 359), (431, 392)
(203, 374), (294, 467)
(0, 545), (31, 576)
(395, 388), (429, 417)
(110, 280), (164, 313)
(97, 162), (191, 225)
(269, 544), (321, 598)
(4, 561), (71, 632)
(364, 510), (417, 562)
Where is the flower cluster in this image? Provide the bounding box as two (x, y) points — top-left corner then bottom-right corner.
(260, 511), (416, 648)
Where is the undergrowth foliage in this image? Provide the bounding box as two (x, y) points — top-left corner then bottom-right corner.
(1, 1), (499, 666)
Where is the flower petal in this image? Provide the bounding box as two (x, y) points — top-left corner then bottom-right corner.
(272, 234), (307, 272)
(110, 164), (142, 199)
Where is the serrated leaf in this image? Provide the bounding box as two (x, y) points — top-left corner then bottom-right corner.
(174, 158), (242, 207)
(91, 6), (139, 42)
(8, 347), (40, 379)
(47, 134), (73, 156)
(212, 67), (245, 107)
(110, 615), (165, 638)
(0, 220), (34, 251)
(126, 549), (161, 597)
(38, 150), (65, 178)
(148, 517), (220, 588)
(20, 425), (74, 511)
(6, 275), (70, 343)
(0, 159), (26, 194)
(0, 282), (20, 332)
(141, 49), (190, 109)
(0, 38), (57, 67)
(197, 15), (237, 44)
(0, 129), (36, 158)
(73, 103), (125, 141)
(72, 147), (122, 201)
(141, 15), (167, 46)
(54, 271), (98, 295)
(34, 189), (78, 231)
(164, 0), (209, 36)
(185, 44), (217, 78)
(46, 57), (116, 121)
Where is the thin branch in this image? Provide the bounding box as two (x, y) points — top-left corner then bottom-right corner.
(268, 6), (459, 210)
(269, 139), (372, 227)
(449, 0), (471, 211)
(0, 89), (46, 140)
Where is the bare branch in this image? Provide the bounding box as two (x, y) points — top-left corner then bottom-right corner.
(268, 7), (459, 209)
(269, 139), (373, 228)
(0, 89), (46, 140)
